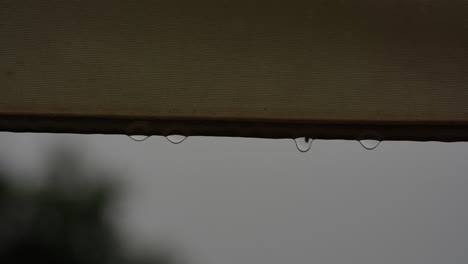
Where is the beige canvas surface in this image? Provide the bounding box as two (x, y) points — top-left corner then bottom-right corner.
(1, 1), (467, 139)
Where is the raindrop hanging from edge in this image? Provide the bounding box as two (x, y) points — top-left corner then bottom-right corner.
(294, 137), (313, 153)
(358, 139), (381, 150)
(166, 135), (187, 144)
(129, 135), (150, 142)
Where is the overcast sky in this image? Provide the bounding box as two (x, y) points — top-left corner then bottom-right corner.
(1, 132), (467, 264)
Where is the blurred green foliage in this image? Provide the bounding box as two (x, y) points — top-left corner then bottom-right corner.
(0, 148), (175, 264)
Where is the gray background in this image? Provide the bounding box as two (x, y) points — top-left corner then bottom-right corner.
(1, 132), (467, 264)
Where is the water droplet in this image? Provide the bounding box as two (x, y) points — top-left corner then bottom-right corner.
(127, 121), (151, 142)
(129, 135), (150, 142)
(358, 139), (381, 150)
(294, 137), (313, 153)
(166, 135), (187, 144)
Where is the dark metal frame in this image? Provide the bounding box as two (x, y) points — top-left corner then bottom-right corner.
(1, 114), (467, 142)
